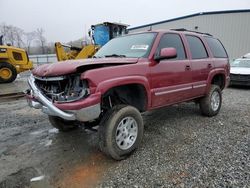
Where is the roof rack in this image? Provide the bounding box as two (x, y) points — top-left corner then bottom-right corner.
(170, 28), (213, 36)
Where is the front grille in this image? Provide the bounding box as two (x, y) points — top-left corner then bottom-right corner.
(34, 75), (88, 102)
(230, 74), (250, 82)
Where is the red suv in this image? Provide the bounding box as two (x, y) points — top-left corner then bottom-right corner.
(26, 29), (230, 160)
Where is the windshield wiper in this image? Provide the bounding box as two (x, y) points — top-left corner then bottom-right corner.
(105, 54), (126, 58)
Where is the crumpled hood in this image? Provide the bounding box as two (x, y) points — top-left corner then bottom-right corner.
(32, 58), (139, 77)
(230, 67), (250, 75)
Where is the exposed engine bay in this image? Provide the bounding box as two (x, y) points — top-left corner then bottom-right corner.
(34, 75), (89, 103)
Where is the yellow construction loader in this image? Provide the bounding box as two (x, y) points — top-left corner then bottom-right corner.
(55, 42), (98, 61)
(0, 36), (33, 83)
(55, 22), (128, 61)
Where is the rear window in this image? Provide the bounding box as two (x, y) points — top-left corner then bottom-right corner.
(205, 37), (228, 58)
(186, 35), (208, 59)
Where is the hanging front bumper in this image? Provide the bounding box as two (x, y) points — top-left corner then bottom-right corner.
(26, 75), (101, 122)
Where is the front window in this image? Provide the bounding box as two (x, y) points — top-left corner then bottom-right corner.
(157, 33), (186, 60)
(94, 33), (156, 58)
(231, 59), (250, 68)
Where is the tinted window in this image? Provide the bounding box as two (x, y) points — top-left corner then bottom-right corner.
(205, 37), (228, 58)
(186, 35), (208, 59)
(157, 33), (186, 60)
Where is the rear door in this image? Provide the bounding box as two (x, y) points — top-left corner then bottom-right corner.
(186, 35), (212, 96)
(150, 33), (193, 108)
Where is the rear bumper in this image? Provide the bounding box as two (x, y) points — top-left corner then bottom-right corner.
(26, 75), (101, 122)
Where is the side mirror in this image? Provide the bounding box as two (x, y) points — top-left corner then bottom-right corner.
(154, 47), (177, 61)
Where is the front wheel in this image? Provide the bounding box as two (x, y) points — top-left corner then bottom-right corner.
(199, 85), (222, 117)
(98, 105), (144, 160)
(0, 62), (17, 83)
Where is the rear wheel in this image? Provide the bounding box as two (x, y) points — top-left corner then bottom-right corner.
(199, 85), (222, 117)
(98, 105), (144, 160)
(0, 62), (17, 83)
(48, 116), (78, 132)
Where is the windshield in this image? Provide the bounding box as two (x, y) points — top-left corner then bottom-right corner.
(231, 59), (250, 68)
(94, 33), (156, 58)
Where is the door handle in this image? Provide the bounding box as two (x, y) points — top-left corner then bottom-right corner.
(208, 63), (212, 68)
(185, 65), (191, 71)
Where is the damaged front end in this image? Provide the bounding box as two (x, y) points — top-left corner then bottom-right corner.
(26, 74), (101, 122)
(33, 75), (89, 103)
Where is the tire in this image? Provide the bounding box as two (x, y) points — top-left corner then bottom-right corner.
(48, 116), (78, 132)
(0, 62), (17, 83)
(98, 105), (144, 160)
(199, 85), (222, 117)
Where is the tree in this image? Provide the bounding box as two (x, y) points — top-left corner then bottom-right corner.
(25, 31), (37, 53)
(0, 23), (11, 44)
(0, 23), (50, 55)
(0, 23), (24, 47)
(15, 27), (24, 47)
(36, 28), (46, 54)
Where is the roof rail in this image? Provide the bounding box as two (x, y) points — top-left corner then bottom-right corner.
(170, 28), (213, 36)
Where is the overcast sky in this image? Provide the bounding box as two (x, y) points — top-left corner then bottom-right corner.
(0, 0), (249, 43)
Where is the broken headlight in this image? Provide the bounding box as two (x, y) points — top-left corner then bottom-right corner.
(35, 75), (90, 103)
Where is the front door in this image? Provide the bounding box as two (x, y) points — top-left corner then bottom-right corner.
(150, 33), (192, 108)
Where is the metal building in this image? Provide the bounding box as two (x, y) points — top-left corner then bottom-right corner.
(128, 10), (250, 60)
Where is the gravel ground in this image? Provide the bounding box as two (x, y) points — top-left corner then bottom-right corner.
(0, 86), (249, 188)
(98, 87), (250, 188)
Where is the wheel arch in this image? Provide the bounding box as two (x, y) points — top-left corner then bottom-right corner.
(96, 76), (151, 112)
(206, 69), (226, 92)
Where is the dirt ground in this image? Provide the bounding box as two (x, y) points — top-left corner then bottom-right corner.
(0, 80), (249, 187)
(0, 98), (114, 188)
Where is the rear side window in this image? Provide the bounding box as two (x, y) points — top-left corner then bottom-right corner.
(186, 35), (208, 59)
(157, 33), (186, 60)
(205, 37), (228, 58)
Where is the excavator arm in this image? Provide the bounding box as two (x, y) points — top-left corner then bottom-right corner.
(75, 45), (99, 59)
(55, 42), (77, 61)
(55, 42), (99, 61)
